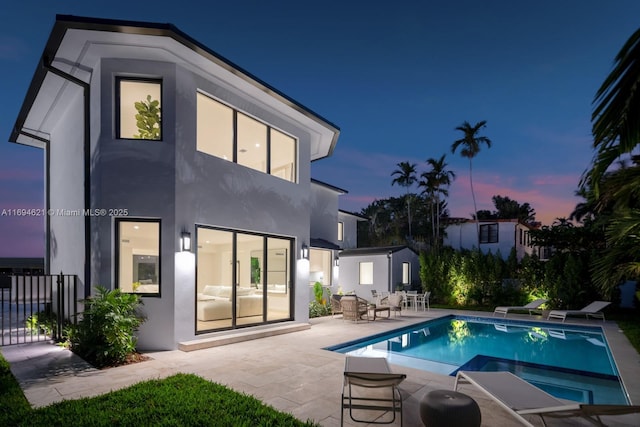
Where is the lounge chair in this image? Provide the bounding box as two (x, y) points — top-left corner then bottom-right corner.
(493, 298), (547, 317)
(454, 370), (640, 427)
(379, 293), (403, 317)
(341, 356), (406, 426)
(547, 301), (611, 323)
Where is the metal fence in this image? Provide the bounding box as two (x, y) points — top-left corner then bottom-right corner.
(1, 273), (80, 346)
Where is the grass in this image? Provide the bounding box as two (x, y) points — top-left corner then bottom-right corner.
(0, 360), (318, 427)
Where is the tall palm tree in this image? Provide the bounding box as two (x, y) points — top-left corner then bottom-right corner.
(391, 161), (417, 240)
(420, 154), (456, 249)
(586, 28), (640, 195)
(451, 120), (492, 246)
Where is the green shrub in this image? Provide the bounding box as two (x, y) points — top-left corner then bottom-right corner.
(68, 286), (145, 368)
(309, 300), (330, 318)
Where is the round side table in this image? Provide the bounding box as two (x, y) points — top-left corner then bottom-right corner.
(419, 389), (481, 426)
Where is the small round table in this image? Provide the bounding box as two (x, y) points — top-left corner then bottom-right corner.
(419, 389), (481, 426)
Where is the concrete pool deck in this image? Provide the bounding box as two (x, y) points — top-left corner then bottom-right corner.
(2, 309), (639, 426)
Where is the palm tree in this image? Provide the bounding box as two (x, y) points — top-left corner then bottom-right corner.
(585, 28), (640, 195)
(451, 120), (492, 246)
(420, 155), (456, 249)
(391, 161), (417, 240)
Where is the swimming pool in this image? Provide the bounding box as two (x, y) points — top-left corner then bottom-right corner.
(327, 315), (629, 405)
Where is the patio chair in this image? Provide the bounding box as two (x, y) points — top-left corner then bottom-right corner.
(330, 294), (343, 318)
(454, 370), (640, 427)
(493, 298), (547, 318)
(341, 295), (369, 322)
(416, 291), (431, 311)
(547, 301), (611, 323)
(379, 293), (403, 317)
(341, 356), (407, 426)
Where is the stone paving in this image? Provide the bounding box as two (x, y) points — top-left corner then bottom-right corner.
(2, 309), (639, 426)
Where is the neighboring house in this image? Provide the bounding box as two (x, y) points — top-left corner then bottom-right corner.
(337, 246), (420, 299)
(443, 218), (539, 260)
(9, 15), (340, 350)
(0, 258), (45, 288)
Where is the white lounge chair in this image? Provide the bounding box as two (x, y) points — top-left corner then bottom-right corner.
(547, 301), (611, 323)
(341, 356), (406, 426)
(454, 370), (640, 427)
(493, 299), (547, 317)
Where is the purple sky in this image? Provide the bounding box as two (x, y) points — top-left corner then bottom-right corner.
(2, 1), (640, 257)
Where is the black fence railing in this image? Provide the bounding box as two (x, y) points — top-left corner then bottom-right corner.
(0, 273), (80, 346)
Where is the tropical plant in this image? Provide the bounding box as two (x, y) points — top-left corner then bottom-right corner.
(391, 161), (418, 240)
(420, 154), (455, 249)
(133, 95), (161, 140)
(585, 28), (640, 195)
(67, 287), (145, 368)
(451, 120), (492, 245)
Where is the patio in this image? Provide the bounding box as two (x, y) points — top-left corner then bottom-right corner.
(2, 309), (639, 426)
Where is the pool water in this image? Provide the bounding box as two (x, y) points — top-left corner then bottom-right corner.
(327, 315), (629, 405)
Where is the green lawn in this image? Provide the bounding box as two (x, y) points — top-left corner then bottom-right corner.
(0, 359), (318, 427)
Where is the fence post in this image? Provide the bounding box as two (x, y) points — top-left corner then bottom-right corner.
(56, 271), (63, 341)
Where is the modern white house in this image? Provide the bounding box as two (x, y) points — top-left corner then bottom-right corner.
(9, 15), (346, 350)
(337, 246), (420, 299)
(443, 218), (540, 260)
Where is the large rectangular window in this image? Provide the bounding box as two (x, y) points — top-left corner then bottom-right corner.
(196, 226), (293, 333)
(237, 113), (267, 173)
(479, 223), (499, 244)
(117, 79), (162, 140)
(196, 93), (297, 182)
(116, 219), (160, 295)
(196, 92), (233, 160)
(359, 262), (374, 285)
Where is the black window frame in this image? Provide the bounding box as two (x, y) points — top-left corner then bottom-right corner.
(116, 77), (163, 141)
(479, 223), (499, 244)
(115, 217), (162, 297)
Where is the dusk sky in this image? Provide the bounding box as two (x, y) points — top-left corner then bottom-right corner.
(1, 1), (639, 257)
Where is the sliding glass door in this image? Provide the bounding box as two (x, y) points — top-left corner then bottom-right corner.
(196, 226), (293, 333)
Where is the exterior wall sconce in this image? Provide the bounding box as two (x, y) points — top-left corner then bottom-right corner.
(181, 231), (192, 252)
(301, 243), (309, 260)
(334, 256), (339, 267)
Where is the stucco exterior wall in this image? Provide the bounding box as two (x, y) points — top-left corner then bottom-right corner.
(48, 82), (85, 285)
(310, 183), (339, 246)
(85, 58), (314, 349)
(337, 211), (362, 249)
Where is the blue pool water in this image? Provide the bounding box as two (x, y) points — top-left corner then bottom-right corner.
(327, 315), (629, 405)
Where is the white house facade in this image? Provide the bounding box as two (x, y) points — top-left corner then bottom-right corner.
(444, 219), (538, 260)
(10, 15), (340, 350)
(337, 246), (420, 299)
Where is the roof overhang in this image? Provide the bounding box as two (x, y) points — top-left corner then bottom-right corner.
(10, 15), (340, 159)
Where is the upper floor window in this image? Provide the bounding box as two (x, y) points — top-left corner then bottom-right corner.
(117, 78), (162, 140)
(479, 223), (499, 244)
(196, 92), (297, 182)
(116, 219), (161, 296)
(338, 222), (344, 242)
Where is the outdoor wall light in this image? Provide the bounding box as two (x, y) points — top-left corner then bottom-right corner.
(334, 256), (339, 267)
(301, 243), (309, 260)
(180, 231), (192, 252)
